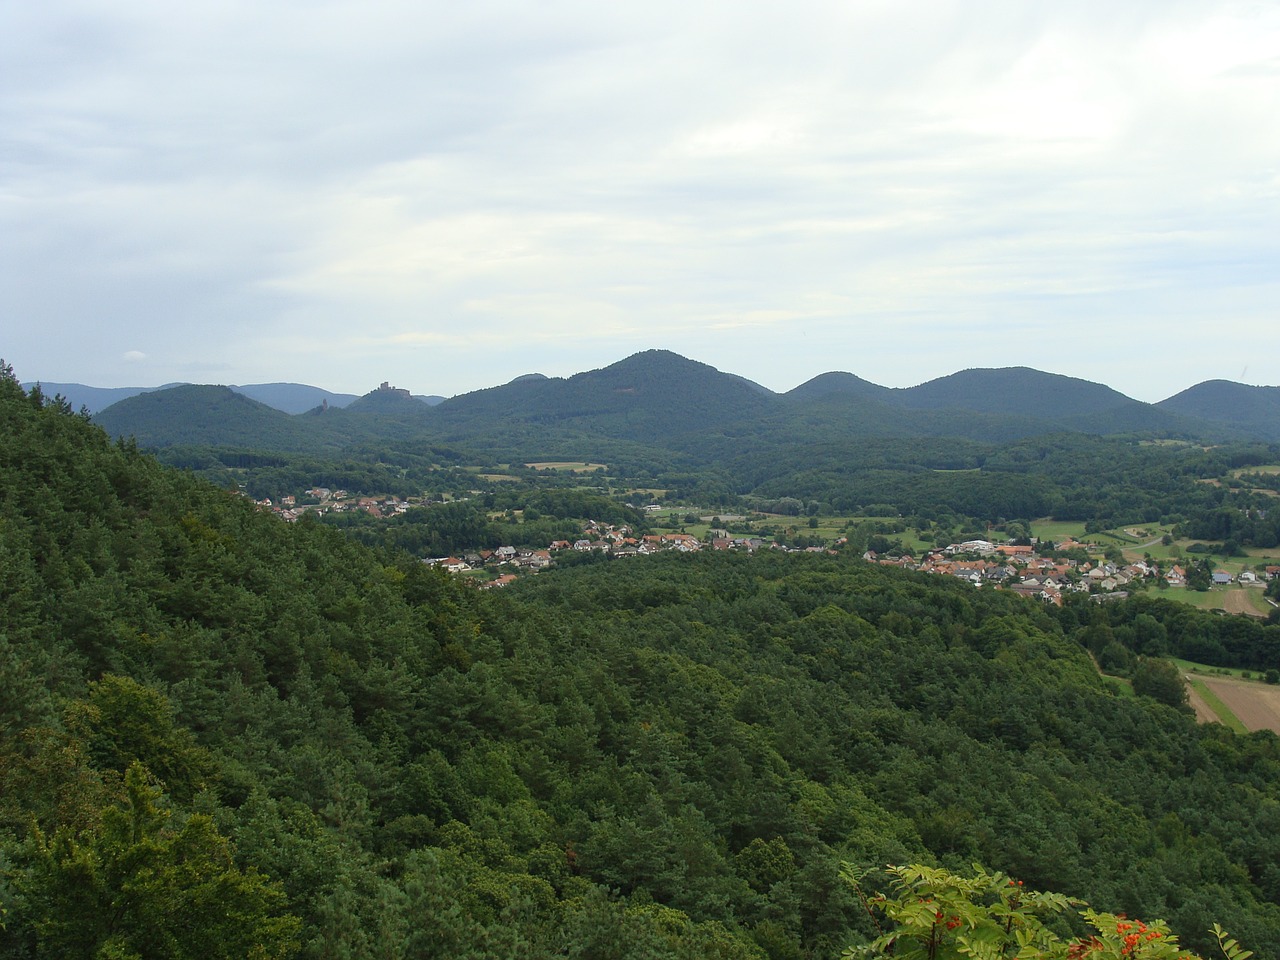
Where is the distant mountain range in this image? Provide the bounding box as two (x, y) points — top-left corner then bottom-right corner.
(42, 351), (1280, 454)
(22, 380), (448, 416)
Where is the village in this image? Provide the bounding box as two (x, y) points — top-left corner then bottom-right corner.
(248, 487), (421, 520)
(417, 523), (1280, 603)
(248, 489), (1280, 603)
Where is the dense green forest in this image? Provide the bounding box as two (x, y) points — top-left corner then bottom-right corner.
(4, 364), (1280, 958)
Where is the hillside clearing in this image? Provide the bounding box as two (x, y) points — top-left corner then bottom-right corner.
(1191, 674), (1280, 735)
(1223, 587), (1266, 616)
(525, 461), (607, 472)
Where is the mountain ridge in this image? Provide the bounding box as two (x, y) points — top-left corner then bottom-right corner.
(68, 350), (1278, 451)
(44, 354), (1280, 415)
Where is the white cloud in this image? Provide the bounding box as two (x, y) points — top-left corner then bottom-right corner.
(1, 0), (1278, 399)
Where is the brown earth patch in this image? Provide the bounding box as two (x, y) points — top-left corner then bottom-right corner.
(1196, 675), (1280, 735)
(1222, 589), (1258, 616)
(1185, 682), (1219, 725)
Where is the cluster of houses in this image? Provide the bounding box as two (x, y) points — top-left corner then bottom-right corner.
(429, 522), (850, 588)
(251, 488), (425, 522)
(864, 538), (1278, 605)
(866, 539), (1157, 605)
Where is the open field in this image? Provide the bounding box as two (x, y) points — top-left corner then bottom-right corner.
(1223, 586), (1271, 616)
(1184, 676), (1248, 732)
(1168, 587), (1254, 614)
(525, 461), (607, 473)
(1032, 519), (1174, 549)
(1095, 529), (1141, 546)
(1174, 658), (1245, 678)
(1031, 519), (1089, 541)
(1173, 587), (1227, 610)
(1120, 526), (1161, 540)
(1191, 674), (1280, 735)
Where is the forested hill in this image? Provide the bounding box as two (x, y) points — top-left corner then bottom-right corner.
(1159, 380), (1280, 441)
(6, 364), (1280, 958)
(88, 351), (1262, 458)
(23, 380), (363, 415)
(424, 349), (778, 444)
(91, 383), (316, 449)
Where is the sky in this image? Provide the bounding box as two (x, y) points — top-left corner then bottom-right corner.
(3, 1), (1279, 403)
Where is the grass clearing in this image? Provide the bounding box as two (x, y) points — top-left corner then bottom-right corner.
(1095, 530), (1140, 545)
(1137, 541), (1188, 562)
(1231, 464), (1280, 477)
(1172, 658), (1260, 680)
(622, 488), (668, 499)
(1146, 584), (1270, 616)
(1035, 519), (1177, 558)
(1159, 588), (1228, 612)
(1032, 519), (1089, 542)
(1100, 674), (1134, 697)
(525, 461), (607, 473)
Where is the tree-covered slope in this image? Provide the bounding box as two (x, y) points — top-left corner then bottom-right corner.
(429, 349), (777, 443)
(94, 382), (449, 455)
(878, 367), (1222, 437)
(30, 380), (364, 415)
(1159, 380), (1280, 442)
(784, 371), (892, 403)
(93, 383), (315, 450)
(892, 367), (1137, 414)
(20, 381), (184, 413)
(4, 363), (1280, 958)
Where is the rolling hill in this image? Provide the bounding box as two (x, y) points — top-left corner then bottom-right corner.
(25, 380), (364, 415)
(427, 350), (776, 442)
(84, 352), (1267, 459)
(1158, 380), (1280, 441)
(21, 381), (185, 413)
(785, 371), (892, 403)
(92, 384), (314, 449)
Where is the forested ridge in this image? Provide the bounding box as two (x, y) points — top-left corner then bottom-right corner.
(81, 354), (1280, 560)
(4, 365), (1280, 959)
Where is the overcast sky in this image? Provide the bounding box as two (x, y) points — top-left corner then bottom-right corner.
(4, 1), (1278, 402)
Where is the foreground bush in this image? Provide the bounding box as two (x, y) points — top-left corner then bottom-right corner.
(844, 864), (1251, 960)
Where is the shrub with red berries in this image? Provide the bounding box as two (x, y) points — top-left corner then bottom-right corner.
(842, 863), (1252, 960)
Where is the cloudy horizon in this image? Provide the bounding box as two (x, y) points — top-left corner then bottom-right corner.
(4, 1), (1278, 403)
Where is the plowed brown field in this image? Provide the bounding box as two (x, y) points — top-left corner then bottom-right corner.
(1222, 588), (1262, 616)
(1194, 674), (1280, 734)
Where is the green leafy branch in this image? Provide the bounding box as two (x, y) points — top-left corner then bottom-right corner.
(843, 863), (1243, 960)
